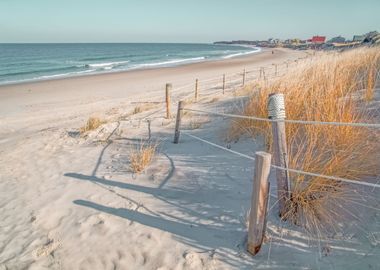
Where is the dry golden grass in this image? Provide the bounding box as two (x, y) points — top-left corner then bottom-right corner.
(366, 63), (376, 101)
(80, 117), (105, 134)
(230, 47), (380, 234)
(132, 103), (158, 115)
(129, 141), (158, 174)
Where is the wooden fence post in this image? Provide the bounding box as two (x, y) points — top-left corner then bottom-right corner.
(195, 79), (199, 102)
(222, 74), (226, 94)
(173, 101), (184, 144)
(268, 93), (290, 219)
(242, 69), (246, 86)
(165, 83), (172, 119)
(247, 151), (271, 256)
(147, 120), (151, 140)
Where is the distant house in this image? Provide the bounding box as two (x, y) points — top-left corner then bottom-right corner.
(353, 35), (365, 42)
(363, 31), (380, 43)
(309, 36), (326, 44)
(328, 36), (345, 43)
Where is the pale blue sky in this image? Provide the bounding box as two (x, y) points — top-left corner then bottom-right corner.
(0, 0), (379, 43)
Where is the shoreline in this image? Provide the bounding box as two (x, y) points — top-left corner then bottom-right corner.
(0, 44), (261, 87)
(0, 47), (307, 135)
(0, 47), (293, 96)
(0, 46), (262, 87)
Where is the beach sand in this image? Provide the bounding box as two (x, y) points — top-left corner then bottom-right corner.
(2, 48), (378, 270)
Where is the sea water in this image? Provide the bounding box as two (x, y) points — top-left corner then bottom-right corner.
(0, 43), (260, 85)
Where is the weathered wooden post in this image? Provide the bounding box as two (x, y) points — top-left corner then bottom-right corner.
(173, 101), (184, 144)
(242, 69), (246, 86)
(195, 79), (199, 102)
(165, 83), (172, 119)
(147, 119), (151, 140)
(247, 151), (271, 256)
(222, 74), (226, 94)
(268, 93), (290, 218)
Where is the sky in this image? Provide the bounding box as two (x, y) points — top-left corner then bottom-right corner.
(0, 0), (379, 43)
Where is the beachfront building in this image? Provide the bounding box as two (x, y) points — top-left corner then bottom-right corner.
(328, 36), (346, 43)
(308, 36), (326, 44)
(353, 35), (366, 42)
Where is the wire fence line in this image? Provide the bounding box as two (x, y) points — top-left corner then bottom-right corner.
(181, 131), (380, 189)
(181, 108), (380, 129)
(169, 60), (373, 105)
(164, 61), (291, 102)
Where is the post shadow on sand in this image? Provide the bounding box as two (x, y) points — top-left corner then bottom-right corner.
(64, 170), (243, 228)
(64, 113), (265, 268)
(64, 172), (192, 199)
(73, 199), (257, 268)
(73, 199), (237, 248)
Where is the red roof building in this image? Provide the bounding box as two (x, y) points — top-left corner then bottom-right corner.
(309, 36), (326, 44)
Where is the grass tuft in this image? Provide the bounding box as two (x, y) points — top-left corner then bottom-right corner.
(129, 141), (158, 174)
(230, 47), (380, 234)
(80, 117), (105, 134)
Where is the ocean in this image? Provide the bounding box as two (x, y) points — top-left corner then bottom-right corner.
(0, 43), (260, 85)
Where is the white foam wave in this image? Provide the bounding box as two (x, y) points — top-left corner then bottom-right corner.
(222, 48), (261, 59)
(38, 69), (97, 79)
(0, 69), (98, 85)
(135, 57), (205, 68)
(87, 60), (130, 68)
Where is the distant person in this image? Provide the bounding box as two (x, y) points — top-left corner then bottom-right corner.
(272, 50), (274, 54)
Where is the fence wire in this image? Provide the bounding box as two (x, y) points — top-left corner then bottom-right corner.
(181, 131), (380, 189)
(182, 108), (380, 129)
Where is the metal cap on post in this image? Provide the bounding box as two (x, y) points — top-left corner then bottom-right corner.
(268, 93), (286, 120)
(267, 93), (290, 219)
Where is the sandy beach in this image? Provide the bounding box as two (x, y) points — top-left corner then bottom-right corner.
(0, 48), (305, 155)
(0, 48), (309, 269)
(2, 47), (379, 270)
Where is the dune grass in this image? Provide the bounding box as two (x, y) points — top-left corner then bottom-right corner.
(80, 116), (105, 134)
(230, 47), (380, 234)
(128, 141), (158, 174)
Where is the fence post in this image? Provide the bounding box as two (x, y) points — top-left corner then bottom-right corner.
(268, 93), (290, 219)
(147, 119), (151, 140)
(195, 79), (199, 102)
(247, 151), (271, 256)
(173, 101), (184, 144)
(242, 69), (246, 86)
(222, 74), (226, 94)
(165, 83), (172, 119)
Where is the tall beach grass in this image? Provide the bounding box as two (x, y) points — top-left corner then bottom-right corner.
(230, 47), (380, 234)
